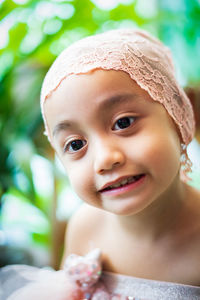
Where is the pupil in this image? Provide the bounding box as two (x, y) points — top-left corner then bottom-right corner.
(117, 117), (130, 129)
(71, 140), (83, 151)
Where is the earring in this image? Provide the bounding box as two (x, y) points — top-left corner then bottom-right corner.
(180, 143), (193, 181)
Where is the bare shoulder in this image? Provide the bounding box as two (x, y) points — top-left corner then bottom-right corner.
(69, 203), (105, 228)
(62, 204), (106, 259)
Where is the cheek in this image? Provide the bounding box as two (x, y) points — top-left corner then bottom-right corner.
(64, 161), (93, 198)
(127, 132), (181, 176)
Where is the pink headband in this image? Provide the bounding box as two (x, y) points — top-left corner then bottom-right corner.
(41, 28), (195, 146)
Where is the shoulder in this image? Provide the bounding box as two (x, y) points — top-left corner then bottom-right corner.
(62, 204), (106, 260)
(69, 203), (105, 227)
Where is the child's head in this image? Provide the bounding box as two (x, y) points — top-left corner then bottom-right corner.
(41, 29), (195, 215)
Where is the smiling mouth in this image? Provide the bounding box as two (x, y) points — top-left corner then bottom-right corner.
(100, 174), (145, 192)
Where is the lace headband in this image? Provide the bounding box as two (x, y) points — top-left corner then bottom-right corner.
(40, 28), (195, 146)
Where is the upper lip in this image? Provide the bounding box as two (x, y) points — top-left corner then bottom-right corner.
(98, 174), (143, 192)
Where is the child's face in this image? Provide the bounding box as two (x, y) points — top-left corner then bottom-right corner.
(44, 70), (181, 216)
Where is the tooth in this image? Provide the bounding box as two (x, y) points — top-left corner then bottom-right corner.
(128, 176), (135, 183)
(121, 179), (128, 185)
(110, 179), (128, 189)
(106, 176), (139, 190)
(112, 182), (121, 188)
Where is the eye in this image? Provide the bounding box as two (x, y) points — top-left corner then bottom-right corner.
(112, 116), (136, 131)
(64, 139), (87, 153)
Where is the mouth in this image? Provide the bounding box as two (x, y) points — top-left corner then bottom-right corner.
(99, 174), (145, 193)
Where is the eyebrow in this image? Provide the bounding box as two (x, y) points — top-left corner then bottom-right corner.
(52, 93), (137, 138)
(53, 121), (71, 138)
(97, 93), (137, 110)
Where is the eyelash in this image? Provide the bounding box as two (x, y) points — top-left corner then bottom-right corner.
(112, 116), (136, 131)
(63, 139), (87, 153)
(63, 116), (137, 154)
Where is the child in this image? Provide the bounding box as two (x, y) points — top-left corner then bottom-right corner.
(1, 29), (200, 300)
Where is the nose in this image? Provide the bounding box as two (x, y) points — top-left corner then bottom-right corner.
(94, 139), (125, 174)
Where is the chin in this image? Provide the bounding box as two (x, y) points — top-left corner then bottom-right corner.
(103, 197), (153, 216)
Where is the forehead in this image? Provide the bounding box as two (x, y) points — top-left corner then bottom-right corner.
(43, 69), (177, 140)
(44, 69), (154, 115)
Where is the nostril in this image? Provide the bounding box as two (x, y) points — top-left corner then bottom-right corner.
(99, 168), (104, 174)
(94, 149), (125, 174)
(99, 161), (120, 174)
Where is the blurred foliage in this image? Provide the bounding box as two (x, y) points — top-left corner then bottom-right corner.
(158, 0), (200, 86)
(0, 0), (199, 265)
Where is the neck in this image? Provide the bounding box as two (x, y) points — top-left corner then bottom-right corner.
(114, 174), (187, 240)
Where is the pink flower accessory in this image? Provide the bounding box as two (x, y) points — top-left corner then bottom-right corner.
(64, 248), (102, 289)
(64, 249), (111, 299)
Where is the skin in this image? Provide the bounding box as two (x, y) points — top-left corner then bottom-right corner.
(44, 69), (200, 286)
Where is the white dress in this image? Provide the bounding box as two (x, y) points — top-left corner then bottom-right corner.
(1, 249), (200, 300)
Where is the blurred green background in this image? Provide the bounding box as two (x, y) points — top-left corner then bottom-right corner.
(0, 0), (200, 269)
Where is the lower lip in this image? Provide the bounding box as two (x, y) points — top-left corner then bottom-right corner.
(100, 175), (146, 196)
